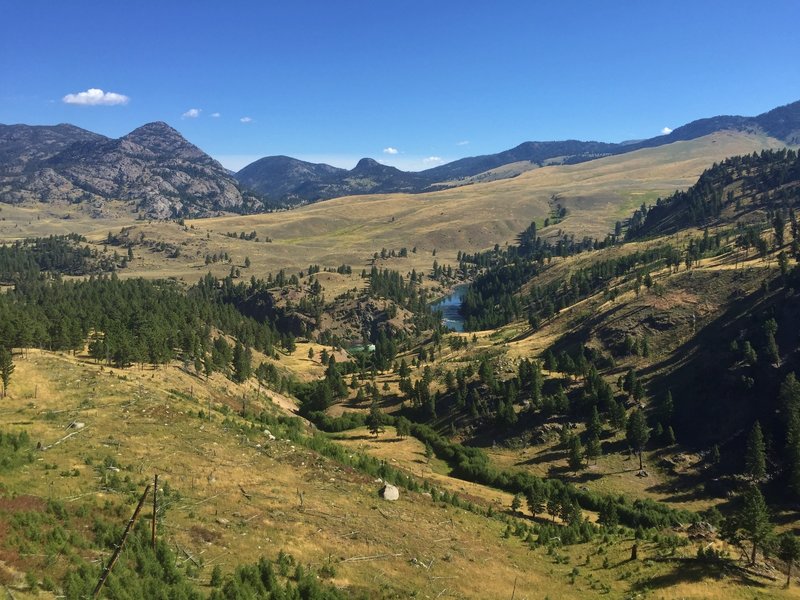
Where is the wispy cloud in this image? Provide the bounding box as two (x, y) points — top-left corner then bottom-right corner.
(423, 156), (443, 164)
(240, 116), (253, 123)
(661, 126), (673, 135)
(62, 88), (129, 106)
(383, 147), (399, 155)
(182, 108), (201, 118)
(456, 140), (470, 146)
(210, 112), (221, 118)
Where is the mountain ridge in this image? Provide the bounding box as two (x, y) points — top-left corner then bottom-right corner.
(0, 121), (261, 219)
(0, 100), (797, 217)
(235, 100), (800, 206)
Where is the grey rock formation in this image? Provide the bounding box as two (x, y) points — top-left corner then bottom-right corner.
(0, 121), (260, 219)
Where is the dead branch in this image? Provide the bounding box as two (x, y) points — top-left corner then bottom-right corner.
(342, 552), (404, 563)
(41, 427), (87, 451)
(177, 544), (200, 568)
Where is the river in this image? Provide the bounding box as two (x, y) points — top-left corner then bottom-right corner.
(431, 284), (468, 332)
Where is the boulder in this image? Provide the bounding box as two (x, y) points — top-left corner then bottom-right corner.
(380, 483), (399, 501)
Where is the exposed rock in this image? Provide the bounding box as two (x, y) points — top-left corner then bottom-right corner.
(379, 483), (399, 501)
(0, 121), (262, 218)
(686, 521), (717, 540)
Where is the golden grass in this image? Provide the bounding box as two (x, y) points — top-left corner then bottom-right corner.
(0, 346), (798, 597)
(0, 131), (786, 290)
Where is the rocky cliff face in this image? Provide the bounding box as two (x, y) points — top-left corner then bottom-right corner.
(0, 121), (259, 219)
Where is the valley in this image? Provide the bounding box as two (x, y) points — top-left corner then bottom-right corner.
(0, 104), (799, 599)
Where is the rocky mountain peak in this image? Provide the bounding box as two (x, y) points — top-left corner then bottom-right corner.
(0, 122), (260, 218)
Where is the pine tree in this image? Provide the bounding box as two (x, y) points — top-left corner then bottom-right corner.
(394, 416), (411, 439)
(626, 409), (650, 471)
(568, 435), (585, 472)
(232, 341), (252, 383)
(366, 400), (385, 437)
(547, 493), (560, 523)
(780, 373), (800, 496)
(598, 498), (619, 527)
(585, 434), (602, 465)
(0, 347), (14, 398)
(511, 493), (522, 514)
(526, 481), (547, 520)
(779, 532), (800, 587)
(661, 390), (674, 424)
(739, 484), (773, 565)
(665, 426), (676, 446)
(744, 421), (767, 482)
(610, 400), (627, 431)
(586, 405), (602, 439)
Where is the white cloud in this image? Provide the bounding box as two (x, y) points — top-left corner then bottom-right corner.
(383, 147), (399, 155)
(423, 156), (443, 164)
(661, 126), (673, 135)
(240, 116), (253, 123)
(62, 88), (129, 106)
(210, 112), (221, 118)
(456, 140), (470, 146)
(182, 108), (201, 118)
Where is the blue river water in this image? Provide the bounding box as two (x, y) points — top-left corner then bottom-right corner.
(430, 284), (468, 332)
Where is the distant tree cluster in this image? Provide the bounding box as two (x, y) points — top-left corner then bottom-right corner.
(629, 148), (800, 237)
(0, 234), (117, 282)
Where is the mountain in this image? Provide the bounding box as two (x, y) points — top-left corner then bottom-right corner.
(235, 100), (800, 206)
(0, 123), (106, 175)
(237, 156), (432, 207)
(236, 155), (347, 203)
(0, 121), (260, 219)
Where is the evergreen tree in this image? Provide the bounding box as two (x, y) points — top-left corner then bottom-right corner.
(232, 341), (252, 383)
(0, 347), (14, 398)
(568, 435), (585, 472)
(210, 565), (223, 587)
(546, 493), (560, 523)
(585, 434), (602, 465)
(610, 400), (627, 430)
(626, 409), (650, 470)
(586, 405), (602, 439)
(526, 481), (547, 520)
(745, 421), (767, 482)
(661, 390), (674, 424)
(779, 532), (800, 587)
(598, 497), (619, 527)
(780, 373), (800, 496)
(398, 358), (410, 378)
(395, 416), (411, 439)
(665, 425), (676, 446)
(511, 493), (522, 514)
(764, 319), (780, 365)
(424, 442), (433, 463)
(366, 400), (385, 437)
(738, 485), (773, 565)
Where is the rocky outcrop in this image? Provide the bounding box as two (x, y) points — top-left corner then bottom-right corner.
(0, 121), (260, 219)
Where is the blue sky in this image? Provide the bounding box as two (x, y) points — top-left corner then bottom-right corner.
(2, 1), (798, 172)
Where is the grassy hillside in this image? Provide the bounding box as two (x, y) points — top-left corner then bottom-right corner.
(1, 349), (797, 599)
(0, 131), (786, 287)
(1, 136), (800, 599)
